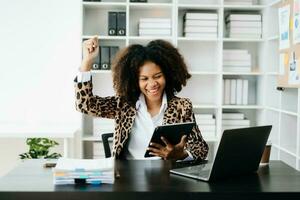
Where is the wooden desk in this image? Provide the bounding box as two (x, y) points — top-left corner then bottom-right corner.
(0, 160), (300, 200)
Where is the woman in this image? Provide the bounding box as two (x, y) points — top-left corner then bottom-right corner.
(75, 36), (208, 161)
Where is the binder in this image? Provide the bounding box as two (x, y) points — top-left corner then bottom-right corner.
(92, 48), (101, 70)
(108, 12), (117, 36)
(100, 46), (110, 70)
(109, 46), (119, 67)
(230, 79), (237, 105)
(117, 12), (126, 36)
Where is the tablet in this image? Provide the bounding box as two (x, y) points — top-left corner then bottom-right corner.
(144, 122), (196, 157)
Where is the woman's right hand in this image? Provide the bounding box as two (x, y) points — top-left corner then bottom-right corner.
(80, 36), (99, 72)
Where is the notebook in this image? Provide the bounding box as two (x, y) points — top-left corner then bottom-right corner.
(170, 125), (272, 182)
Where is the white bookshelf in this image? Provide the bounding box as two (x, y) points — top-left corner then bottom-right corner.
(79, 0), (300, 171)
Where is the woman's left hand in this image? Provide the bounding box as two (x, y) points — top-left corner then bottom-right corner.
(148, 135), (188, 160)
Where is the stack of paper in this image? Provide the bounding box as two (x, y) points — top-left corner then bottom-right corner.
(223, 79), (248, 105)
(53, 157), (115, 185)
(183, 12), (218, 38)
(138, 18), (171, 36)
(195, 114), (216, 139)
(222, 112), (250, 132)
(224, 0), (256, 5)
(226, 13), (262, 38)
(223, 49), (251, 72)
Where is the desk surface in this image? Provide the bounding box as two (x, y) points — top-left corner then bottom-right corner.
(0, 160), (300, 200)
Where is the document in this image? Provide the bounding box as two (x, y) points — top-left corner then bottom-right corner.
(294, 0), (300, 44)
(279, 4), (290, 50)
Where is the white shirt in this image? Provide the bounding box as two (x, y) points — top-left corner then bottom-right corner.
(76, 71), (193, 161)
(126, 92), (168, 160)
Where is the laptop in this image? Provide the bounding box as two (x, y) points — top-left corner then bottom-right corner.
(170, 125), (272, 182)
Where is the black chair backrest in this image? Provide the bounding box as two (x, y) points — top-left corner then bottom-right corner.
(101, 133), (113, 158)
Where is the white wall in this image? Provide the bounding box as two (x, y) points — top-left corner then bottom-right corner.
(0, 0), (81, 175)
(0, 0), (81, 130)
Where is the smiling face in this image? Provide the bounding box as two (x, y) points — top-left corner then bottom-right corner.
(138, 61), (166, 105)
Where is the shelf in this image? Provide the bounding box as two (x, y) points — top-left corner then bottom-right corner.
(82, 35), (126, 40)
(266, 72), (279, 75)
(129, 36), (173, 40)
(177, 37), (219, 42)
(129, 3), (172, 9)
(91, 70), (111, 74)
(178, 4), (221, 10)
(222, 72), (264, 76)
(223, 5), (265, 10)
(80, 0), (300, 170)
(223, 38), (264, 42)
(193, 104), (219, 109)
(83, 2), (126, 9)
(222, 105), (264, 109)
(269, 0), (281, 7)
(190, 71), (219, 75)
(265, 107), (298, 117)
(273, 144), (298, 158)
(280, 110), (298, 117)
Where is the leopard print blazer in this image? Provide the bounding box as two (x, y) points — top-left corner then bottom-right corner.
(75, 79), (209, 160)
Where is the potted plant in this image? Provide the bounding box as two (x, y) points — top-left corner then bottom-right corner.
(19, 138), (62, 159)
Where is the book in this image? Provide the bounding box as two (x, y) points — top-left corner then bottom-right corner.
(117, 12), (126, 36)
(222, 113), (245, 120)
(184, 13), (218, 20)
(184, 19), (218, 27)
(184, 32), (218, 38)
(100, 46), (110, 70)
(223, 66), (251, 72)
(54, 157), (115, 172)
(226, 14), (262, 21)
(236, 79), (243, 105)
(222, 119), (250, 126)
(197, 119), (216, 125)
(139, 18), (171, 23)
(242, 79), (249, 105)
(184, 26), (217, 33)
(230, 79), (237, 104)
(229, 33), (261, 38)
(229, 27), (262, 34)
(108, 12), (117, 36)
(53, 157), (115, 185)
(139, 22), (171, 29)
(224, 0), (253, 5)
(224, 2), (253, 5)
(223, 49), (248, 54)
(227, 21), (262, 28)
(139, 28), (171, 36)
(223, 52), (251, 61)
(223, 60), (251, 66)
(224, 79), (231, 105)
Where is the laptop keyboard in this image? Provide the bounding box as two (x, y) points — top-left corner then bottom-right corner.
(172, 163), (212, 178)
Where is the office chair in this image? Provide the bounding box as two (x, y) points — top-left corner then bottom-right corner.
(101, 133), (113, 158)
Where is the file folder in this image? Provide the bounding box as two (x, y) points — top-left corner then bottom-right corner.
(100, 46), (110, 70)
(108, 12), (117, 36)
(117, 12), (126, 36)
